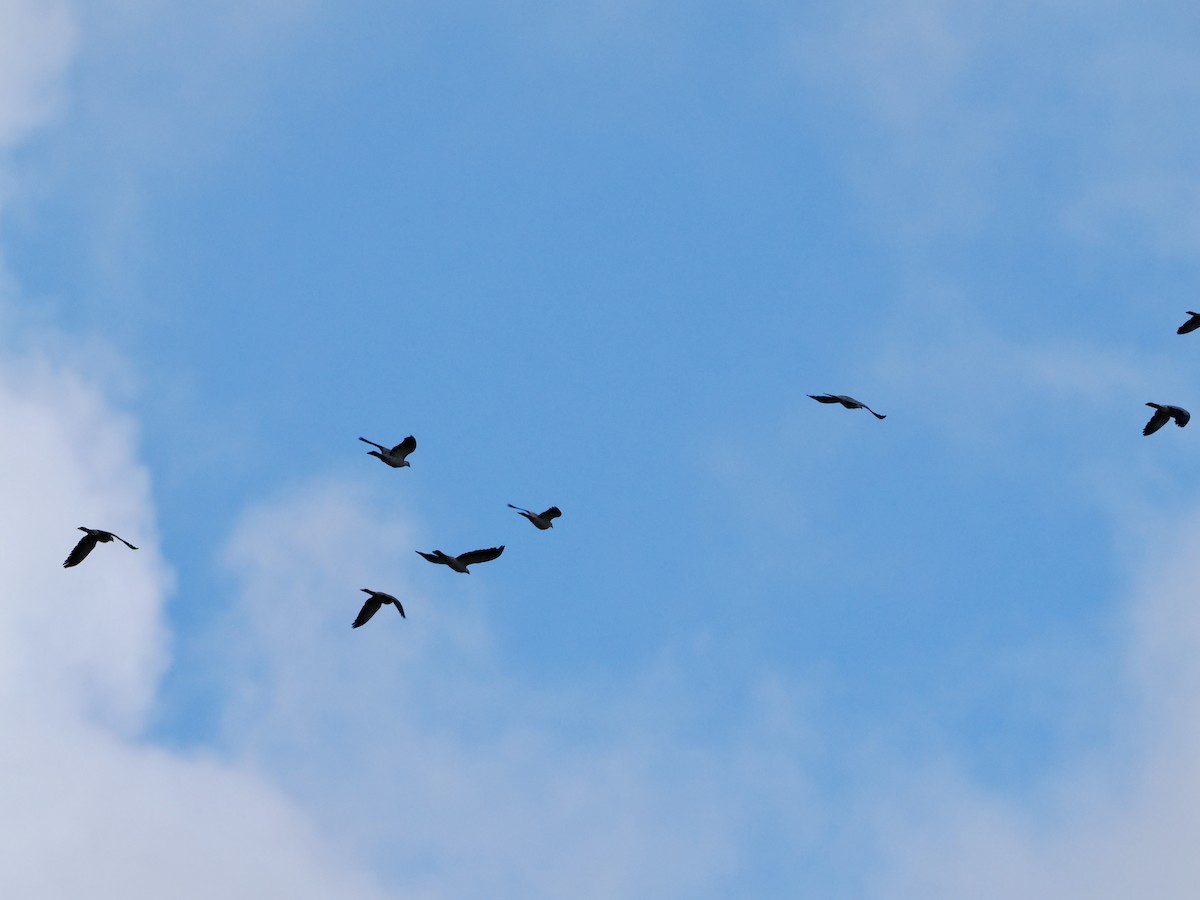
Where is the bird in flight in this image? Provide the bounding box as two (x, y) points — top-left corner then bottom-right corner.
(353, 589), (405, 627)
(1178, 312), (1200, 335)
(508, 504), (562, 530)
(808, 394), (886, 419)
(63, 527), (138, 568)
(359, 435), (417, 468)
(1143, 403), (1190, 436)
(416, 546), (505, 573)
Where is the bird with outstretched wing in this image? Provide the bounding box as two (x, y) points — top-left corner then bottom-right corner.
(808, 393), (886, 420)
(416, 546), (505, 573)
(508, 504), (562, 530)
(353, 589), (405, 627)
(359, 435), (417, 468)
(63, 527), (138, 568)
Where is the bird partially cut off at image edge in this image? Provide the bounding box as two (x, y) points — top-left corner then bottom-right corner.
(1143, 403), (1190, 436)
(808, 393), (886, 419)
(416, 546), (505, 573)
(1178, 311), (1200, 335)
(359, 435), (417, 468)
(508, 504), (562, 530)
(353, 589), (405, 627)
(63, 527), (138, 568)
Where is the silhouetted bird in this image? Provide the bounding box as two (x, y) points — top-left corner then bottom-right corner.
(508, 504), (561, 530)
(416, 546), (504, 573)
(1143, 403), (1191, 436)
(63, 527), (138, 568)
(1179, 312), (1200, 335)
(808, 393), (886, 419)
(353, 589), (405, 627)
(359, 435), (416, 468)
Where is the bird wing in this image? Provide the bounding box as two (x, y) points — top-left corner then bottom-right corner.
(860, 404), (886, 420)
(353, 596), (382, 628)
(1172, 407), (1191, 428)
(111, 534), (138, 550)
(507, 503), (532, 515)
(808, 394), (840, 404)
(393, 599), (406, 618)
(456, 546), (505, 567)
(1144, 407), (1171, 435)
(832, 395), (861, 408)
(359, 436), (386, 451)
(539, 507), (562, 520)
(63, 533), (99, 568)
(416, 550), (448, 565)
(390, 435), (417, 458)
(1179, 314), (1200, 335)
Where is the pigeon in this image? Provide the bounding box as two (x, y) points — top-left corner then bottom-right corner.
(353, 589), (405, 627)
(359, 435), (416, 468)
(808, 393), (886, 419)
(415, 546), (504, 573)
(508, 504), (561, 530)
(63, 527), (138, 568)
(1178, 312), (1200, 335)
(1143, 403), (1190, 436)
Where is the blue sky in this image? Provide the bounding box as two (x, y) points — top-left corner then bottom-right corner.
(3, 1), (1200, 897)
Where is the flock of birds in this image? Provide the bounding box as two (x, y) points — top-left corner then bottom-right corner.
(59, 310), (1198, 625)
(62, 434), (562, 629)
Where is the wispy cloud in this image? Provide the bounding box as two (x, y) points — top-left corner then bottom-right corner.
(869, 509), (1200, 899)
(791, 0), (1200, 256)
(0, 0), (74, 152)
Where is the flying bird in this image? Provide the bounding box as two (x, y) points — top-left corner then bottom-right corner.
(1178, 312), (1200, 335)
(63, 527), (138, 568)
(1143, 403), (1191, 436)
(808, 393), (886, 419)
(353, 589), (405, 627)
(508, 504), (561, 530)
(416, 546), (504, 573)
(359, 435), (417, 468)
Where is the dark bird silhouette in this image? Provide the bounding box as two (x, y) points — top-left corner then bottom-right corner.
(1179, 312), (1200, 335)
(808, 393), (886, 419)
(1143, 403), (1191, 436)
(353, 589), (405, 627)
(359, 435), (416, 468)
(416, 546), (504, 573)
(63, 527), (138, 568)
(508, 504), (561, 530)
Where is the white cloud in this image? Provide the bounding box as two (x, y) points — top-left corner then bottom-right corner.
(0, 346), (820, 900)
(0, 9), (394, 894)
(211, 478), (824, 899)
(0, 350), (395, 898)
